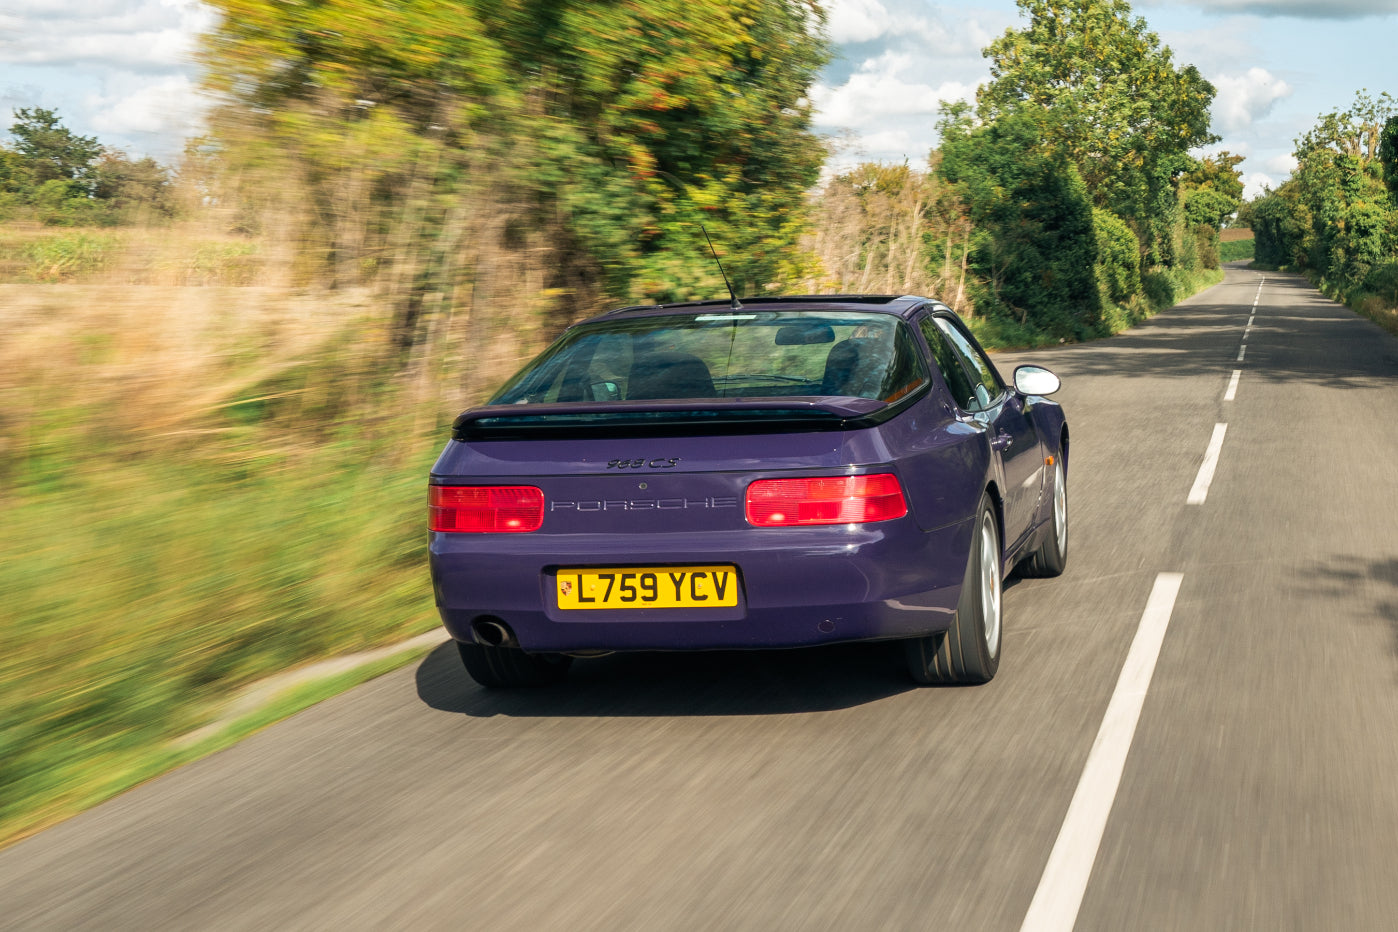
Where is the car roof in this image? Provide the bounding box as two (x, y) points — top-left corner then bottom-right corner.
(595, 294), (938, 322)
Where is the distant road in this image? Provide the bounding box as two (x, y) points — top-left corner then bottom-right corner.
(5, 266), (1398, 930)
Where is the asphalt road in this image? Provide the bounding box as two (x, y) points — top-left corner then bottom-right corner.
(5, 267), (1398, 930)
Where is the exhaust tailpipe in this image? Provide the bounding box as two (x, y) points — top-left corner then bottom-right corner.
(471, 619), (516, 648)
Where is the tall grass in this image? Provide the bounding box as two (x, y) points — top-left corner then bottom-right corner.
(0, 260), (517, 845)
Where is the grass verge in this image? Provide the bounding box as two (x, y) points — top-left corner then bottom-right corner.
(0, 437), (444, 848)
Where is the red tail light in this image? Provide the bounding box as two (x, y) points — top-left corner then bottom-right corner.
(745, 474), (908, 527)
(429, 485), (544, 533)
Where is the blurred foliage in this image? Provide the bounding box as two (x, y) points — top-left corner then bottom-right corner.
(1250, 90), (1398, 331)
(199, 0), (830, 356)
(0, 284), (441, 845)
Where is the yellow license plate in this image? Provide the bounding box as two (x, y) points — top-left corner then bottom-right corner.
(556, 566), (739, 610)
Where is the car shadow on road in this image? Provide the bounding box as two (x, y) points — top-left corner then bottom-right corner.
(415, 639), (923, 718)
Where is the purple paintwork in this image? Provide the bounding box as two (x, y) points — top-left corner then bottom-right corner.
(428, 296), (1067, 660)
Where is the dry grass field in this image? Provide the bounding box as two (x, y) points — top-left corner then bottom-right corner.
(0, 222), (554, 846)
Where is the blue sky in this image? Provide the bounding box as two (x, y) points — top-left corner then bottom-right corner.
(1, 0), (1395, 198)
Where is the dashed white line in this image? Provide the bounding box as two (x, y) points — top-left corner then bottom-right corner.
(1019, 572), (1186, 932)
(1224, 370), (1241, 401)
(1236, 345), (1247, 362)
(1187, 423), (1228, 505)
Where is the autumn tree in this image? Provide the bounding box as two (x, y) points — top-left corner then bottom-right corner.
(198, 0), (829, 360)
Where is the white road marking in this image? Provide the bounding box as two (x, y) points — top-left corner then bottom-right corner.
(1247, 316), (1254, 327)
(1224, 370), (1241, 401)
(1019, 572), (1186, 932)
(1187, 423), (1228, 505)
(1237, 345), (1247, 362)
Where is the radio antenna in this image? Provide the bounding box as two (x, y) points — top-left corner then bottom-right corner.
(700, 223), (742, 310)
(653, 170), (743, 310)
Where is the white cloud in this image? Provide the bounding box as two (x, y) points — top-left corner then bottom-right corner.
(1211, 67), (1292, 134)
(0, 0), (213, 72)
(86, 73), (204, 139)
(827, 0), (900, 43)
(1151, 0), (1398, 18)
(823, 0), (997, 54)
(1264, 152), (1298, 174)
(813, 51), (976, 133)
(1241, 171), (1278, 199)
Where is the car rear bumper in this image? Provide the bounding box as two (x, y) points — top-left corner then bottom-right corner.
(429, 517), (975, 652)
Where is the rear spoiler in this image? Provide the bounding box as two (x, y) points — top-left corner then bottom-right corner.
(451, 394), (919, 441)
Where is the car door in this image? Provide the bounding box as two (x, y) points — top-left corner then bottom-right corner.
(926, 316), (1043, 548)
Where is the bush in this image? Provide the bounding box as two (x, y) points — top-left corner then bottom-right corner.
(1093, 208), (1141, 305)
(21, 231), (121, 282)
(1363, 259), (1398, 305)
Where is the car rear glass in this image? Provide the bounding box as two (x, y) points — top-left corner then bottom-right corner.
(490, 311), (928, 405)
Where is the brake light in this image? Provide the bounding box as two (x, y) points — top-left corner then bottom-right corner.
(745, 474), (908, 527)
(429, 485), (544, 533)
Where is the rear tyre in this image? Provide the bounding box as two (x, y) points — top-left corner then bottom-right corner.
(1020, 456), (1067, 578)
(904, 495), (1002, 685)
(457, 641), (572, 688)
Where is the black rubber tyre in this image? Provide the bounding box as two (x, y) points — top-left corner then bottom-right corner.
(1020, 455), (1067, 578)
(457, 641), (572, 688)
(905, 495), (1002, 685)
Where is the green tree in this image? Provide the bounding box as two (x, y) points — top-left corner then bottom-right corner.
(1181, 151), (1244, 228)
(940, 106), (1100, 336)
(1290, 91), (1397, 287)
(1378, 114), (1398, 202)
(977, 0), (1216, 262)
(92, 152), (176, 219)
(8, 108), (103, 192)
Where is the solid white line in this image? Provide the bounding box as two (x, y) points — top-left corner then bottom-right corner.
(1237, 345), (1247, 362)
(1187, 423), (1228, 505)
(1019, 572), (1186, 932)
(1224, 370), (1241, 401)
(1247, 316), (1254, 327)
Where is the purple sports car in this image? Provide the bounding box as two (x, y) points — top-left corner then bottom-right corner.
(429, 295), (1067, 687)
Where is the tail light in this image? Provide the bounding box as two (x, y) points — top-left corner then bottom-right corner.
(429, 485), (544, 533)
(745, 474), (908, 527)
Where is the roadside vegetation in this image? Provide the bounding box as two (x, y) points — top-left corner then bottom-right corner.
(1218, 228), (1256, 264)
(3, 0), (1243, 846)
(1247, 91), (1398, 335)
(804, 0), (1233, 348)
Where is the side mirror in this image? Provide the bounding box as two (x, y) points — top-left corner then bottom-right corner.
(1013, 365), (1061, 396)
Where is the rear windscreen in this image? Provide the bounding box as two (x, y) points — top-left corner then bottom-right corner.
(490, 311), (927, 405)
